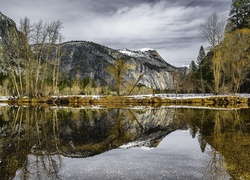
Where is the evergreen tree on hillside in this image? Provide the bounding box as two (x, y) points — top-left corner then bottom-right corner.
(228, 0), (250, 31)
(197, 46), (206, 94)
(189, 61), (199, 92)
(197, 46), (206, 65)
(190, 61), (198, 74)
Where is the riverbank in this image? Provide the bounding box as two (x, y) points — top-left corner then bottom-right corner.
(2, 94), (250, 108)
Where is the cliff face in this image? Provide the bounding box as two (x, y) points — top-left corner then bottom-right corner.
(0, 12), (18, 44)
(0, 12), (27, 75)
(0, 12), (23, 52)
(60, 41), (179, 90)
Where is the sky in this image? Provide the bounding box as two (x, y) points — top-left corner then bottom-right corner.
(1, 0), (232, 67)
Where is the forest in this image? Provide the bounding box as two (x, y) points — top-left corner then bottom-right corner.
(185, 0), (250, 94)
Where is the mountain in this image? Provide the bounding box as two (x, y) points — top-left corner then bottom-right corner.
(0, 12), (27, 75)
(0, 12), (24, 51)
(0, 12), (19, 43)
(59, 41), (179, 91)
(0, 11), (183, 94)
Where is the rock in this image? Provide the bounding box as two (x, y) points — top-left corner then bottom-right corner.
(59, 41), (183, 90)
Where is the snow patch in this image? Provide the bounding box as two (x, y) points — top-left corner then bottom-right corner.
(181, 64), (190, 68)
(166, 105), (248, 110)
(91, 95), (100, 100)
(0, 96), (10, 100)
(119, 48), (154, 58)
(119, 49), (143, 57)
(119, 140), (155, 150)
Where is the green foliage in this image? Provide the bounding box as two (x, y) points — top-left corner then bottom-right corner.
(190, 61), (198, 74)
(0, 72), (8, 85)
(228, 0), (250, 31)
(57, 75), (101, 95)
(58, 76), (72, 90)
(83, 76), (91, 87)
(185, 50), (214, 94)
(197, 46), (206, 65)
(194, 27), (250, 94)
(199, 54), (214, 92)
(197, 47), (214, 93)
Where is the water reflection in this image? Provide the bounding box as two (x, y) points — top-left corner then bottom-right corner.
(0, 105), (249, 179)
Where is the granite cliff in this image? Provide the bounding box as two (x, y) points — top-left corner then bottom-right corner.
(59, 41), (179, 91)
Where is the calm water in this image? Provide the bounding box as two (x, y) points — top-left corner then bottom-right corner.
(0, 105), (250, 180)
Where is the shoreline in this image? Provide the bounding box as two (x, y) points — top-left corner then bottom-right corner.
(1, 94), (249, 108)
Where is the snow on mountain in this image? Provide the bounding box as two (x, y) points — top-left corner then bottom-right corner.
(181, 64), (190, 68)
(119, 49), (137, 56)
(119, 47), (156, 58)
(118, 48), (145, 58)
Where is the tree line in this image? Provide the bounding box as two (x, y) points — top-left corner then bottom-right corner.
(0, 17), (63, 97)
(184, 0), (250, 94)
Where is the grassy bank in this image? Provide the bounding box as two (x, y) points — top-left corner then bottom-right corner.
(2, 94), (249, 108)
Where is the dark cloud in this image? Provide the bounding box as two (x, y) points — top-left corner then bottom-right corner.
(0, 0), (232, 66)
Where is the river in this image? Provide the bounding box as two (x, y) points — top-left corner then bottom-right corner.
(0, 105), (249, 179)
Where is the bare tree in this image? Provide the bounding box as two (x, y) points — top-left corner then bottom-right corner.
(106, 58), (130, 96)
(221, 29), (250, 94)
(128, 71), (146, 95)
(40, 20), (63, 95)
(171, 69), (185, 96)
(200, 12), (225, 49)
(19, 17), (34, 96)
(200, 12), (225, 94)
(17, 18), (63, 97)
(52, 35), (64, 95)
(32, 20), (47, 96)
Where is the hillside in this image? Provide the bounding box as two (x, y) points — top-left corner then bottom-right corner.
(59, 40), (179, 91)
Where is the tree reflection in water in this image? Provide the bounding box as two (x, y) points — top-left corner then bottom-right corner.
(0, 105), (249, 179)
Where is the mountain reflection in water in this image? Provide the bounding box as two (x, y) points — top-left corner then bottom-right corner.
(0, 106), (249, 179)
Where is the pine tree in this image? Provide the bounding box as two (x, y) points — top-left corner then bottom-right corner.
(228, 0), (250, 31)
(197, 46), (206, 94)
(197, 46), (206, 65)
(190, 61), (198, 74)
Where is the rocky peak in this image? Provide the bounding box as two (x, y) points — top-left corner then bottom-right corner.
(59, 40), (179, 91)
(119, 48), (165, 63)
(0, 12), (16, 25)
(0, 12), (18, 43)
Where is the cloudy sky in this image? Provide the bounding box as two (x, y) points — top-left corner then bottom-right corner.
(1, 0), (232, 67)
